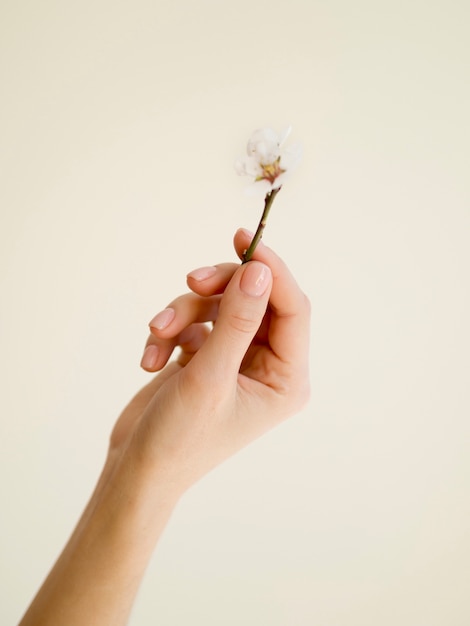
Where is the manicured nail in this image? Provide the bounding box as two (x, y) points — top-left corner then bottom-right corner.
(187, 266), (217, 281)
(140, 345), (159, 370)
(240, 262), (271, 297)
(149, 307), (175, 330)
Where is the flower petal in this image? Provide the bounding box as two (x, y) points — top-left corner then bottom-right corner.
(280, 142), (303, 172)
(278, 125), (292, 146)
(235, 155), (262, 178)
(247, 128), (281, 165)
(244, 178), (273, 196)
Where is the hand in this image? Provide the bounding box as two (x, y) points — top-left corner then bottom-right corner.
(109, 228), (311, 499)
(18, 229), (310, 626)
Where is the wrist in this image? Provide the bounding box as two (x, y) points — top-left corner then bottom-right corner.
(99, 445), (182, 538)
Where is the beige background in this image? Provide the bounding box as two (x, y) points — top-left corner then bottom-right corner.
(1, 1), (469, 624)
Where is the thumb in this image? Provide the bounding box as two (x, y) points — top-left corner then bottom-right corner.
(192, 261), (272, 377)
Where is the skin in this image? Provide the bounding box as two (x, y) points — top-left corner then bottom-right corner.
(19, 228), (311, 626)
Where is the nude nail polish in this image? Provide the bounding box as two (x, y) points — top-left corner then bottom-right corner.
(149, 307), (175, 330)
(240, 262), (271, 297)
(187, 266), (217, 281)
(140, 345), (159, 370)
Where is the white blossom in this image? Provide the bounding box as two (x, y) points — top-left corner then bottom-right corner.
(235, 126), (302, 194)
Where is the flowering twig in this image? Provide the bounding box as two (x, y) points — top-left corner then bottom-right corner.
(235, 126), (301, 263)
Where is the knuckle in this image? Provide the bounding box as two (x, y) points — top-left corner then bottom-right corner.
(227, 311), (260, 335)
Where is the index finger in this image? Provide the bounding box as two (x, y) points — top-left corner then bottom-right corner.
(233, 228), (311, 368)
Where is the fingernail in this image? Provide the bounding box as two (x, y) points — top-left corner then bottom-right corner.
(149, 307), (175, 330)
(187, 265), (217, 281)
(240, 262), (271, 297)
(140, 345), (159, 370)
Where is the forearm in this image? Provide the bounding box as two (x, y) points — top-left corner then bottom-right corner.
(19, 450), (179, 626)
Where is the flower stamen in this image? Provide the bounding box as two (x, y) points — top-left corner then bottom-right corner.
(256, 157), (286, 185)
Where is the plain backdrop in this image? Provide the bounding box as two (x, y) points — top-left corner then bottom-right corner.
(1, 1), (469, 624)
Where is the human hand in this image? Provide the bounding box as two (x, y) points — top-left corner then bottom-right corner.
(110, 228), (311, 500)
(17, 230), (310, 626)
